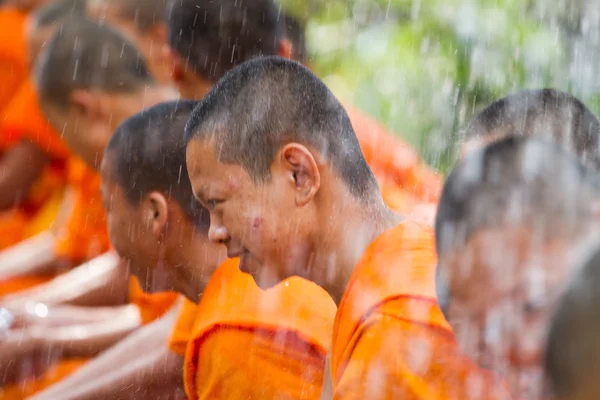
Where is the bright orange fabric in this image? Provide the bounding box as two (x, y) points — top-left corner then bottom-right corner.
(380, 185), (436, 226)
(1, 79), (71, 161)
(330, 221), (510, 399)
(0, 275), (54, 297)
(54, 158), (110, 263)
(0, 80), (68, 250)
(1, 81), (108, 262)
(168, 298), (197, 356)
(183, 258), (336, 400)
(346, 106), (442, 203)
(0, 8), (28, 112)
(0, 358), (88, 400)
(128, 276), (180, 325)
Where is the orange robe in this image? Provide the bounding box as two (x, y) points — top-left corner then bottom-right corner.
(128, 276), (180, 325)
(0, 359), (88, 400)
(0, 8), (28, 111)
(346, 106), (442, 203)
(0, 80), (70, 294)
(169, 259), (337, 400)
(330, 221), (511, 399)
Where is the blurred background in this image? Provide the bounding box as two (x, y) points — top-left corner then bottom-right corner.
(280, 0), (600, 171)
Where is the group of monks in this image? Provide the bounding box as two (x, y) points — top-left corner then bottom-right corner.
(0, 0), (599, 399)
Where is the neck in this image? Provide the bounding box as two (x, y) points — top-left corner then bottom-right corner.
(137, 84), (180, 111)
(168, 229), (224, 304)
(310, 190), (401, 305)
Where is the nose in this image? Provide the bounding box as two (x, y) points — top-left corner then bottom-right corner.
(208, 222), (230, 244)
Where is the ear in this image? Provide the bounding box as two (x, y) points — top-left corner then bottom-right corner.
(279, 143), (320, 207)
(145, 192), (169, 237)
(153, 24), (167, 44)
(278, 38), (293, 60)
(70, 90), (103, 120)
(164, 45), (185, 84)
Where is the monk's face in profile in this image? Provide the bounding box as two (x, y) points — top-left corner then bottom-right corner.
(439, 225), (586, 398)
(186, 138), (318, 289)
(100, 158), (181, 294)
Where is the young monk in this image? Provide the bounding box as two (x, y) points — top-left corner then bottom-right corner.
(184, 56), (508, 399)
(34, 100), (337, 399)
(435, 136), (600, 399)
(166, 0), (441, 208)
(545, 246), (600, 400)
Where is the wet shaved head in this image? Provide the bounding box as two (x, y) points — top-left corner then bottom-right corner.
(29, 0), (86, 30)
(464, 89), (600, 170)
(89, 0), (168, 31)
(185, 56), (377, 200)
(437, 136), (600, 258)
(167, 0), (284, 82)
(36, 18), (154, 109)
(106, 100), (209, 228)
(545, 245), (600, 399)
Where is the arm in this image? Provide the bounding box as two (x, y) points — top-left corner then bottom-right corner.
(0, 231), (58, 279)
(0, 304), (141, 387)
(31, 301), (184, 400)
(0, 140), (48, 211)
(2, 252), (130, 307)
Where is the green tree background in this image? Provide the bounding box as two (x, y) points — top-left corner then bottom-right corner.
(280, 0), (600, 172)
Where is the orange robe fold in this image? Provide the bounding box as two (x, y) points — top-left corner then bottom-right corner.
(54, 158), (110, 263)
(168, 298), (197, 356)
(330, 221), (510, 399)
(176, 258), (337, 400)
(0, 8), (28, 112)
(0, 358), (88, 400)
(0, 80), (68, 252)
(128, 276), (180, 325)
(346, 106), (442, 203)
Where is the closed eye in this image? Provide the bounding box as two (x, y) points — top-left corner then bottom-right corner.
(207, 199), (223, 210)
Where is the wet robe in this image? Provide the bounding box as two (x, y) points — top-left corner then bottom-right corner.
(330, 220), (511, 399)
(129, 276), (181, 325)
(345, 106), (442, 203)
(0, 8), (28, 111)
(0, 80), (70, 295)
(0, 359), (88, 400)
(169, 259), (337, 400)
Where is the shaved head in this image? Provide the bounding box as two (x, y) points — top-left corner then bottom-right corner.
(36, 18), (154, 109)
(106, 100), (208, 227)
(89, 0), (168, 31)
(464, 89), (600, 169)
(29, 0), (86, 30)
(185, 56), (377, 200)
(167, 0), (284, 82)
(437, 135), (599, 258)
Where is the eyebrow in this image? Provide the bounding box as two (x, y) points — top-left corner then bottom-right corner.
(195, 184), (210, 205)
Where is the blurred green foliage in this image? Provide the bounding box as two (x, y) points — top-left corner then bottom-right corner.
(279, 0), (600, 172)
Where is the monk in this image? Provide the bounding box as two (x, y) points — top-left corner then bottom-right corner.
(166, 0), (441, 209)
(545, 246), (600, 400)
(34, 100), (336, 399)
(183, 57), (508, 399)
(435, 136), (600, 399)
(0, 19), (178, 398)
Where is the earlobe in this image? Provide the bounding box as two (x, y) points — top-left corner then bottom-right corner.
(148, 192), (169, 237)
(280, 143), (320, 207)
(278, 39), (293, 60)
